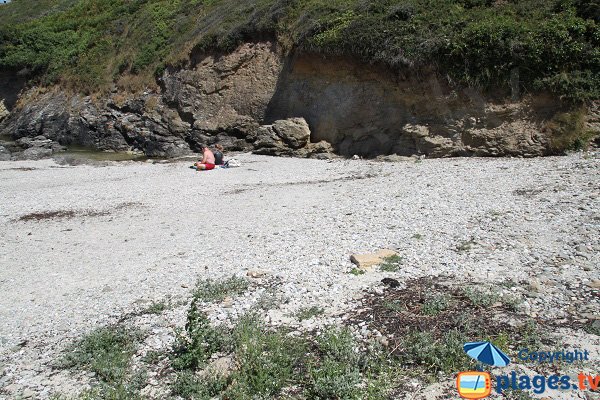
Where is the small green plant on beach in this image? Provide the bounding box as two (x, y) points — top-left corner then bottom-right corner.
(226, 315), (306, 398)
(383, 300), (404, 312)
(253, 287), (288, 311)
(516, 320), (544, 350)
(193, 276), (249, 302)
(396, 329), (472, 374)
(422, 293), (451, 316)
(349, 267), (365, 276)
(141, 349), (164, 365)
(296, 306), (325, 321)
(379, 254), (403, 272)
(171, 301), (229, 371)
(306, 327), (363, 399)
(141, 299), (170, 315)
(463, 286), (499, 308)
(58, 325), (145, 398)
(59, 326), (142, 382)
(501, 294), (523, 312)
(172, 371), (229, 399)
(168, 301), (394, 400)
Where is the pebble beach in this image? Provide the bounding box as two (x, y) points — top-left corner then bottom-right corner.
(0, 153), (599, 398)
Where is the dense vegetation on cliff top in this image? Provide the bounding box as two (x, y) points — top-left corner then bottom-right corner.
(0, 0), (598, 101)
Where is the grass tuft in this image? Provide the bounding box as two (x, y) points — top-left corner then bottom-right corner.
(59, 326), (142, 382)
(58, 325), (146, 398)
(141, 300), (170, 315)
(379, 254), (403, 272)
(349, 267), (365, 276)
(171, 301), (229, 371)
(296, 306), (325, 321)
(193, 276), (249, 302)
(462, 286), (500, 308)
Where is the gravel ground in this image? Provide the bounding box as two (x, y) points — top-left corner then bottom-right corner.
(0, 153), (598, 398)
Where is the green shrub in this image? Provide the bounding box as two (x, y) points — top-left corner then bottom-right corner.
(59, 325), (142, 383)
(171, 370), (229, 400)
(171, 300), (228, 370)
(193, 276), (249, 302)
(379, 254), (403, 272)
(463, 286), (500, 307)
(422, 294), (451, 316)
(397, 329), (471, 373)
(1, 0), (598, 100)
(306, 328), (362, 399)
(226, 315), (306, 398)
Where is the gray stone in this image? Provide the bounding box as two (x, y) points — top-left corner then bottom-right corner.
(22, 147), (52, 159)
(0, 145), (10, 161)
(588, 280), (600, 289)
(247, 269), (268, 278)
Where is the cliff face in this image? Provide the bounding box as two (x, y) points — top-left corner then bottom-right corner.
(266, 54), (572, 157)
(0, 41), (596, 160)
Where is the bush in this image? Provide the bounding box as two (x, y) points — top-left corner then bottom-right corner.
(59, 325), (142, 383)
(226, 315), (306, 398)
(3, 0), (596, 100)
(192, 276), (249, 302)
(171, 300), (228, 370)
(306, 328), (363, 399)
(397, 329), (472, 373)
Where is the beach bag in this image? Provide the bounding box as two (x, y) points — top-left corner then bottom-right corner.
(225, 158), (241, 168)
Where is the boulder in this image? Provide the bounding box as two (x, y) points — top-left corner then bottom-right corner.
(16, 136), (53, 149)
(0, 145), (10, 161)
(21, 147), (52, 159)
(272, 118), (310, 149)
(253, 118), (335, 158)
(308, 140), (334, 154)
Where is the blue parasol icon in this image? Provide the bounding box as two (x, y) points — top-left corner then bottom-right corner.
(463, 341), (510, 367)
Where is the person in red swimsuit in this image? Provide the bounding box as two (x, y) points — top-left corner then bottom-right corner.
(195, 146), (216, 170)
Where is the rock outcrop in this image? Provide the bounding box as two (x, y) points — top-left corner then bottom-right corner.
(265, 54), (583, 157)
(254, 117), (333, 157)
(161, 41), (282, 152)
(0, 41), (596, 160)
(0, 100), (8, 123)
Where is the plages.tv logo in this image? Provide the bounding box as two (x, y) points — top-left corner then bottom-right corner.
(457, 341), (511, 399)
(456, 371), (492, 399)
